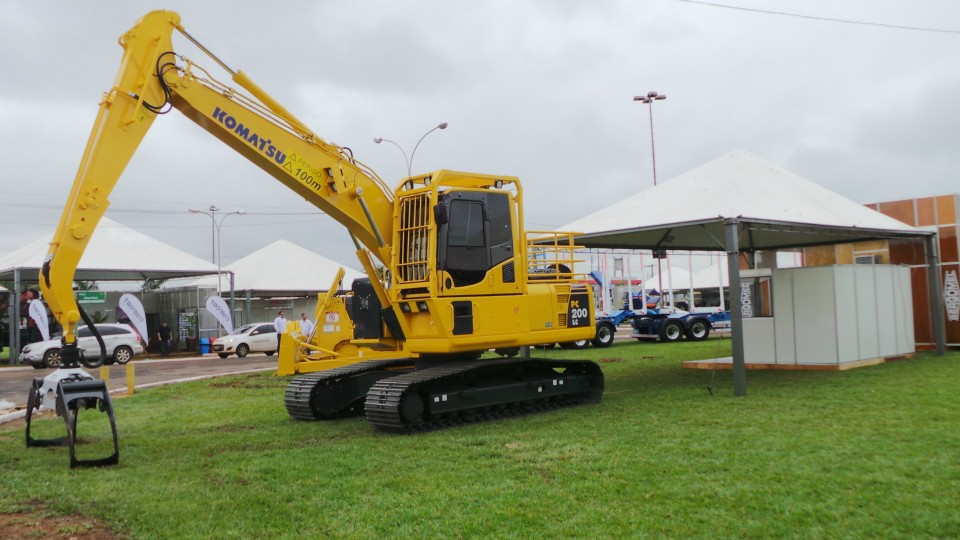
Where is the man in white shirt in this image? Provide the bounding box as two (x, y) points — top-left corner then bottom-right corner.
(273, 311), (287, 349)
(299, 312), (314, 338)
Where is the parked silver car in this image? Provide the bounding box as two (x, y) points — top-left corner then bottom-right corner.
(213, 323), (277, 359)
(20, 323), (146, 369)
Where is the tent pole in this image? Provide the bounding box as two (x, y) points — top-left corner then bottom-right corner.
(924, 234), (946, 355)
(11, 268), (20, 365)
(229, 271), (236, 328)
(717, 252), (726, 312)
(725, 220), (746, 396)
(7, 286), (15, 365)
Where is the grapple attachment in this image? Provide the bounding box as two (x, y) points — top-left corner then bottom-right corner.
(25, 372), (120, 468)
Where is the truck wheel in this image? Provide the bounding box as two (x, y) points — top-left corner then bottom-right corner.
(659, 320), (684, 342)
(686, 319), (711, 341)
(560, 340), (589, 350)
(591, 321), (616, 348)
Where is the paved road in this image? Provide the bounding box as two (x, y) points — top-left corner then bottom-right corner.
(0, 354), (277, 409)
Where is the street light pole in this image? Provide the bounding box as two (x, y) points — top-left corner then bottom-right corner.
(375, 122), (448, 177)
(188, 205), (219, 263)
(188, 207), (246, 294)
(372, 137), (409, 175)
(633, 92), (666, 186)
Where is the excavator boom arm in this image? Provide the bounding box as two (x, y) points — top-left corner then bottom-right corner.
(41, 10), (394, 342)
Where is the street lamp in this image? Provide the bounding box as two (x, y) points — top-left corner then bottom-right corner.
(374, 122), (448, 177)
(633, 91), (666, 186)
(188, 206), (246, 294)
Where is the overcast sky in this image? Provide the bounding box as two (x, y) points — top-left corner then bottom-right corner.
(1, 0), (958, 274)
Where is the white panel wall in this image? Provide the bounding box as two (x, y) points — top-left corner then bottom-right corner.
(854, 265), (880, 360)
(743, 265), (914, 366)
(772, 269), (796, 365)
(791, 266), (838, 364)
(833, 266), (859, 364)
(875, 266), (898, 357)
(890, 266), (916, 355)
(743, 318), (776, 363)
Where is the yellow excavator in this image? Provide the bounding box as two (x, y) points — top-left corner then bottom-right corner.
(35, 10), (604, 440)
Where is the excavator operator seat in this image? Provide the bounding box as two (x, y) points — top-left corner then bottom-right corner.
(350, 278), (383, 339)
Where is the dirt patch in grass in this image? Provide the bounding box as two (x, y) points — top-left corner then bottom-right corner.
(207, 374), (285, 390)
(0, 511), (122, 539)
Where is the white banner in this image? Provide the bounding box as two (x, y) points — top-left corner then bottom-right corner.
(118, 293), (149, 343)
(944, 270), (959, 322)
(740, 281), (753, 319)
(205, 296), (234, 335)
(27, 300), (50, 342)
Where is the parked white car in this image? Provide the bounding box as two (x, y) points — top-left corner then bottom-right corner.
(20, 323), (146, 369)
(213, 323), (278, 358)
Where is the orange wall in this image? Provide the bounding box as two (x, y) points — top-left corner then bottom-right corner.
(805, 193), (960, 347)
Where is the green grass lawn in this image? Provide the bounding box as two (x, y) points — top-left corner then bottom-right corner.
(2, 339), (958, 538)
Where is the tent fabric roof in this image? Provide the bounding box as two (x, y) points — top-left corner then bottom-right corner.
(561, 149), (928, 251)
(168, 239), (365, 296)
(691, 262), (730, 289)
(642, 266), (693, 291)
(0, 217), (220, 281)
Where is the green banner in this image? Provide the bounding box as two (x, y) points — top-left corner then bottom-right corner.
(77, 290), (106, 304)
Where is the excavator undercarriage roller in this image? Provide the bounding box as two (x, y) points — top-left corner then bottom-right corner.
(365, 358), (604, 433)
(284, 359), (415, 420)
(285, 357), (604, 433)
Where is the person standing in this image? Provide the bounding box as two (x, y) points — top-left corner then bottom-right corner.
(298, 312), (314, 338)
(273, 311), (287, 349)
(157, 321), (172, 357)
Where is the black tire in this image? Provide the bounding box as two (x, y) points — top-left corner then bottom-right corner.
(659, 320), (684, 343)
(218, 353), (231, 359)
(236, 343), (250, 358)
(43, 348), (62, 369)
(114, 345), (134, 364)
(561, 340), (589, 350)
(591, 322), (616, 348)
(265, 351), (275, 356)
(686, 319), (711, 341)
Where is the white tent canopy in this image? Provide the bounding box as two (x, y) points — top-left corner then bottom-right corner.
(558, 149), (942, 396)
(691, 258), (730, 290)
(168, 239), (365, 297)
(562, 149), (925, 251)
(0, 217), (220, 281)
(642, 266), (693, 291)
(1, 217), (221, 365)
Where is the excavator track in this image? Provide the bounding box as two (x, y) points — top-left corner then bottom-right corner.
(364, 358), (604, 433)
(284, 359), (415, 420)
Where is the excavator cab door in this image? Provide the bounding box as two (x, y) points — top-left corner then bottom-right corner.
(436, 191), (515, 293)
